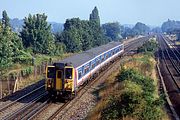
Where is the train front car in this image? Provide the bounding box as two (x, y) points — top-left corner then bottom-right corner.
(46, 63), (75, 99)
(46, 42), (124, 100)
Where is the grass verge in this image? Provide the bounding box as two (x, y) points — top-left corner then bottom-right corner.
(87, 38), (169, 120)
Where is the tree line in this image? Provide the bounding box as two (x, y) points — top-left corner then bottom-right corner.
(121, 22), (150, 38)
(0, 7), (122, 71)
(161, 19), (180, 41)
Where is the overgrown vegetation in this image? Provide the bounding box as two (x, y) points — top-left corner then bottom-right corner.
(102, 68), (164, 120)
(137, 37), (158, 53)
(88, 39), (168, 120)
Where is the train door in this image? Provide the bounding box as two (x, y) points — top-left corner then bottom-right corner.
(56, 70), (63, 90)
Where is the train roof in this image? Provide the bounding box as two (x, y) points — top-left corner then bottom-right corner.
(60, 42), (122, 68)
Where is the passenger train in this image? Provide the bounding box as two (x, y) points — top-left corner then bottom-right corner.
(46, 42), (124, 99)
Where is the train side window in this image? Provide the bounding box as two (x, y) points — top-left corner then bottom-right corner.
(101, 55), (104, 62)
(81, 66), (84, 75)
(89, 62), (92, 70)
(78, 68), (82, 79)
(112, 50), (115, 55)
(96, 57), (100, 65)
(109, 51), (111, 57)
(91, 60), (95, 69)
(106, 53), (108, 59)
(84, 63), (89, 74)
(116, 48), (119, 53)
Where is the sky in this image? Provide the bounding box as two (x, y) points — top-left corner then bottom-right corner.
(0, 0), (179, 26)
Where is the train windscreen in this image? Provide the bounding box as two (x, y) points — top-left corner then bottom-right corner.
(47, 67), (55, 78)
(65, 68), (73, 79)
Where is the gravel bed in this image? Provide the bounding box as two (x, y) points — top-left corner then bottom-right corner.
(33, 103), (63, 120)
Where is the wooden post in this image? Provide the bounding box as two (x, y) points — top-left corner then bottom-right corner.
(7, 77), (10, 95)
(0, 79), (2, 99)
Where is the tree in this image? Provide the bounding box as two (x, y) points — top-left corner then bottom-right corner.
(81, 20), (93, 51)
(89, 6), (100, 25)
(161, 19), (180, 33)
(21, 13), (55, 54)
(89, 6), (107, 46)
(102, 22), (121, 41)
(64, 18), (82, 31)
(61, 28), (82, 52)
(58, 7), (107, 52)
(0, 23), (13, 70)
(132, 22), (150, 35)
(59, 18), (93, 52)
(121, 26), (134, 38)
(2, 10), (10, 29)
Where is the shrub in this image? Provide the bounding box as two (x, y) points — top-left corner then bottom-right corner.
(21, 67), (33, 77)
(102, 68), (164, 120)
(137, 38), (158, 53)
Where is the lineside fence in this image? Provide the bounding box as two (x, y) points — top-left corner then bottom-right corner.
(0, 61), (51, 99)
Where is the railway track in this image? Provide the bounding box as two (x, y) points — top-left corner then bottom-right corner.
(2, 92), (49, 120)
(157, 34), (180, 119)
(0, 36), (149, 120)
(0, 85), (46, 119)
(27, 36), (150, 120)
(159, 35), (180, 89)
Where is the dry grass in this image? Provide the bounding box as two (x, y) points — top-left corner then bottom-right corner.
(87, 53), (170, 120)
(3, 53), (74, 77)
(87, 70), (121, 120)
(17, 74), (44, 90)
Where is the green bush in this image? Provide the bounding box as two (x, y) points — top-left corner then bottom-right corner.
(21, 67), (33, 77)
(13, 50), (33, 64)
(102, 68), (164, 120)
(137, 38), (158, 53)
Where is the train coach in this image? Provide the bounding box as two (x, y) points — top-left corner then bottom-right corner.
(45, 42), (124, 99)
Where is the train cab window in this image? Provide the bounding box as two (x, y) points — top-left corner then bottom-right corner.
(47, 67), (55, 78)
(65, 68), (73, 79)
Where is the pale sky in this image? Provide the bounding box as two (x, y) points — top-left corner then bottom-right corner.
(0, 0), (179, 26)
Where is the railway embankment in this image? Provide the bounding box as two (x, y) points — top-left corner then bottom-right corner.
(87, 38), (170, 120)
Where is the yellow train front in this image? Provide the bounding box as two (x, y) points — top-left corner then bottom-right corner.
(46, 63), (76, 99)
